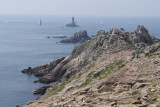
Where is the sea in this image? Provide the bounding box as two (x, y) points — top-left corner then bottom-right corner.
(0, 15), (160, 107)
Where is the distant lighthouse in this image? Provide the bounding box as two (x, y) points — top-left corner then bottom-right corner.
(66, 17), (79, 27)
(39, 20), (42, 26)
(72, 17), (74, 24)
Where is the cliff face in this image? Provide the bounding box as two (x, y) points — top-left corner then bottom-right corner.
(23, 25), (160, 107)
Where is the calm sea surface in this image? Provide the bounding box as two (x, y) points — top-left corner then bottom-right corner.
(0, 15), (159, 107)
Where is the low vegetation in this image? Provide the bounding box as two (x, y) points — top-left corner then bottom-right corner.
(98, 60), (125, 79)
(77, 70), (95, 88)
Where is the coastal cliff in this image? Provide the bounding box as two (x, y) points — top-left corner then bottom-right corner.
(23, 25), (160, 107)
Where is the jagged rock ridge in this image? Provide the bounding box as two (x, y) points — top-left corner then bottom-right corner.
(23, 25), (160, 107)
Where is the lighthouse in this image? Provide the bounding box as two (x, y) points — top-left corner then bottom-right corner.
(72, 17), (74, 24)
(66, 17), (79, 27)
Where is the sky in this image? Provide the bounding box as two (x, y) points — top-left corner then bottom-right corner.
(0, 0), (159, 17)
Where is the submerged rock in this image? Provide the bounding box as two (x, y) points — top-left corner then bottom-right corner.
(52, 35), (68, 38)
(59, 30), (91, 43)
(15, 105), (20, 107)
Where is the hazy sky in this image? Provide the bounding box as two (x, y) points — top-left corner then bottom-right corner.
(0, 0), (159, 17)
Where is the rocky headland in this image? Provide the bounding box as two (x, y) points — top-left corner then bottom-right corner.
(59, 30), (91, 43)
(23, 25), (160, 107)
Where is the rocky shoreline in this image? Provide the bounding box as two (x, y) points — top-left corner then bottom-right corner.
(23, 25), (160, 107)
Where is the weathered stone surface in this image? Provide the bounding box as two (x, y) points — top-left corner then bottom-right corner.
(38, 57), (70, 83)
(60, 30), (91, 43)
(153, 71), (160, 77)
(156, 101), (160, 107)
(132, 83), (150, 89)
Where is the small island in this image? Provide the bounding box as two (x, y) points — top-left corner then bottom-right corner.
(66, 17), (79, 27)
(59, 30), (91, 43)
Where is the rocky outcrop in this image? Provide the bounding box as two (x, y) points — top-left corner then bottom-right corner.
(22, 57), (66, 79)
(23, 25), (160, 107)
(33, 85), (49, 95)
(38, 56), (70, 83)
(129, 25), (156, 47)
(59, 30), (91, 43)
(93, 25), (156, 52)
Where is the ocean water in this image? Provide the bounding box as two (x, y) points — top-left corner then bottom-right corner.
(0, 15), (160, 107)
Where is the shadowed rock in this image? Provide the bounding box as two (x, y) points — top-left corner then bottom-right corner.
(38, 57), (70, 83)
(33, 85), (49, 95)
(130, 25), (155, 45)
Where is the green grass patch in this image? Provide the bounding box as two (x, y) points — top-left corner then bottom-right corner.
(98, 66), (115, 79)
(76, 70), (95, 88)
(98, 60), (125, 79)
(78, 78), (93, 88)
(54, 82), (66, 94)
(86, 64), (92, 71)
(77, 72), (82, 78)
(66, 74), (77, 84)
(138, 73), (150, 78)
(148, 88), (159, 98)
(150, 46), (157, 54)
(39, 75), (77, 100)
(39, 82), (66, 100)
(115, 60), (124, 66)
(87, 70), (95, 77)
(146, 46), (158, 57)
(118, 64), (125, 70)
(132, 91), (141, 95)
(139, 50), (144, 54)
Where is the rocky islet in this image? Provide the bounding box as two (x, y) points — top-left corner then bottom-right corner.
(59, 30), (92, 43)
